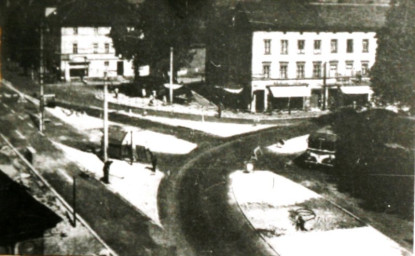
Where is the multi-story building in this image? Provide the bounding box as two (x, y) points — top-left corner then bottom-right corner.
(206, 1), (389, 112)
(57, 26), (134, 81)
(44, 1), (135, 82)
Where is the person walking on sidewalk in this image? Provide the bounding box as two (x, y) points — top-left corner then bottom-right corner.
(145, 148), (157, 174)
(101, 160), (113, 184)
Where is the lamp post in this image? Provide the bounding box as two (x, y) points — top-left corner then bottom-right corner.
(169, 47), (173, 104)
(39, 20), (45, 133)
(322, 62), (327, 110)
(103, 72), (108, 162)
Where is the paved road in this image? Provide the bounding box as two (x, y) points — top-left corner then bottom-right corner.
(0, 87), (174, 256)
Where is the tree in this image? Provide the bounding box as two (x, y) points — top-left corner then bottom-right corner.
(110, 0), (213, 80)
(370, 0), (415, 110)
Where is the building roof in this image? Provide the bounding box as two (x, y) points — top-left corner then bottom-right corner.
(51, 0), (137, 27)
(108, 126), (128, 145)
(239, 1), (389, 31)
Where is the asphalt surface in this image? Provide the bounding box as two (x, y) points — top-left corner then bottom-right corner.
(2, 73), (412, 254)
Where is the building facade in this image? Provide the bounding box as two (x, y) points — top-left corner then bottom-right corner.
(205, 1), (389, 112)
(251, 31), (376, 111)
(59, 26), (134, 81)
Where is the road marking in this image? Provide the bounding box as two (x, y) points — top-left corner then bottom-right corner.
(27, 123), (34, 128)
(15, 129), (26, 139)
(58, 169), (73, 183)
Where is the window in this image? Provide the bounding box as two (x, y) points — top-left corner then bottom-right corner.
(105, 43), (110, 54)
(73, 27), (78, 34)
(331, 39), (338, 53)
(346, 61), (354, 76)
(329, 61), (338, 77)
(347, 39), (353, 53)
(73, 43), (78, 54)
(362, 39), (369, 53)
(361, 61), (369, 76)
(280, 62), (288, 79)
(94, 27), (99, 34)
(313, 62), (322, 78)
(264, 39), (271, 55)
(296, 62), (305, 79)
(281, 40), (288, 54)
(262, 62), (271, 78)
(104, 61), (109, 67)
(314, 40), (321, 54)
(298, 40), (305, 54)
(93, 43), (98, 54)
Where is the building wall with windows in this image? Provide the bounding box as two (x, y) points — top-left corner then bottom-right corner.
(250, 31), (377, 112)
(59, 27), (134, 81)
(252, 31), (376, 85)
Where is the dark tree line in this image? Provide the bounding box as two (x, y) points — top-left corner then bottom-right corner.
(371, 0), (415, 111)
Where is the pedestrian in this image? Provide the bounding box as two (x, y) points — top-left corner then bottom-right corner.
(217, 102), (223, 118)
(146, 148), (157, 174)
(100, 160), (113, 184)
(295, 215), (307, 231)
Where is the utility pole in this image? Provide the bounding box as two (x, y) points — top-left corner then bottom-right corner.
(103, 72), (108, 162)
(72, 175), (77, 227)
(0, 27), (2, 82)
(169, 47), (173, 104)
(322, 62), (327, 110)
(39, 21), (45, 132)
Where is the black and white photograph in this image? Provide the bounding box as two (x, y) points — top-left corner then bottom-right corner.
(0, 0), (413, 255)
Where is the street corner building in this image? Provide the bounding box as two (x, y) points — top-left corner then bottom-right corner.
(205, 1), (388, 113)
(42, 1), (135, 82)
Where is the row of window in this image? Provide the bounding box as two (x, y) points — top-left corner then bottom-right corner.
(72, 43), (111, 54)
(262, 61), (369, 79)
(263, 39), (369, 55)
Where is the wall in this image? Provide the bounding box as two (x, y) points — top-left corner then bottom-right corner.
(60, 27), (134, 81)
(251, 31), (377, 87)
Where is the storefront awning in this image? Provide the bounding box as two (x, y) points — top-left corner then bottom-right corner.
(340, 85), (373, 95)
(268, 86), (311, 98)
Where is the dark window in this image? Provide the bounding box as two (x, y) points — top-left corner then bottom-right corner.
(347, 39), (353, 53)
(73, 43), (78, 54)
(298, 40), (305, 54)
(93, 43), (98, 54)
(73, 27), (78, 34)
(314, 40), (321, 54)
(313, 62), (322, 78)
(105, 43), (110, 54)
(263, 63), (270, 78)
(331, 39), (337, 53)
(264, 39), (271, 54)
(362, 39), (369, 53)
(280, 62), (288, 79)
(281, 40), (288, 54)
(361, 61), (369, 76)
(296, 62), (305, 79)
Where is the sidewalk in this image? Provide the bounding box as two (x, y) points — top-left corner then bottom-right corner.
(228, 134), (412, 256)
(0, 84), (176, 255)
(229, 170), (410, 256)
(2, 70), (325, 125)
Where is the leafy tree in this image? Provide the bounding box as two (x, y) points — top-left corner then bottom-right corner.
(370, 0), (415, 110)
(110, 0), (213, 80)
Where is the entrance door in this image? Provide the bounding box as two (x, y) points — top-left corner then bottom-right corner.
(117, 61), (124, 76)
(254, 90), (265, 112)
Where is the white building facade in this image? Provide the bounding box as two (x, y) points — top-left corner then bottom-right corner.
(60, 27), (134, 81)
(250, 31), (376, 112)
